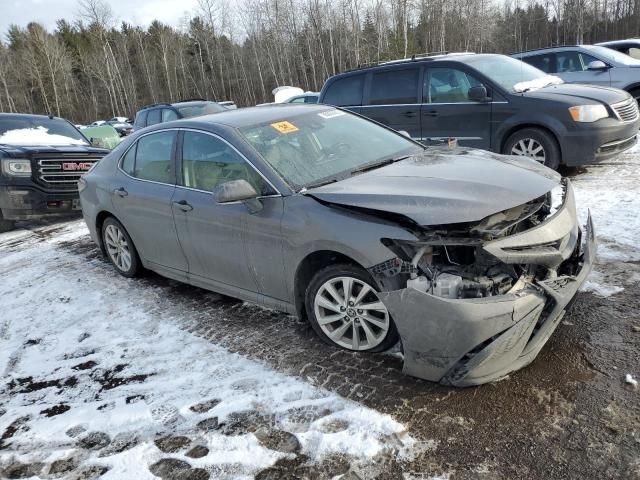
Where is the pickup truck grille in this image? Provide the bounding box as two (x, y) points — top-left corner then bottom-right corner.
(612, 98), (639, 122)
(36, 157), (100, 191)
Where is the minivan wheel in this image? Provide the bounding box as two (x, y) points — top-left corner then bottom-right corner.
(305, 264), (399, 353)
(0, 211), (15, 233)
(102, 217), (141, 277)
(503, 128), (560, 170)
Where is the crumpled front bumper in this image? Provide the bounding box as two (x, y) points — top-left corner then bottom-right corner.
(378, 213), (596, 387)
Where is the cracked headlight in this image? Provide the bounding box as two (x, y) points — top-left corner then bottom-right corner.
(568, 104), (609, 123)
(1, 158), (32, 177)
(548, 183), (565, 217)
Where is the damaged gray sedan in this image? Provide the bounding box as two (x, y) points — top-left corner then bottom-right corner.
(80, 104), (595, 387)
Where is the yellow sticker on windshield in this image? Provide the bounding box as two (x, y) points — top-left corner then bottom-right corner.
(271, 121), (299, 134)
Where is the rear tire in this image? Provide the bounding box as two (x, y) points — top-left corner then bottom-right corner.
(503, 127), (561, 170)
(305, 264), (399, 353)
(0, 211), (15, 233)
(101, 217), (141, 277)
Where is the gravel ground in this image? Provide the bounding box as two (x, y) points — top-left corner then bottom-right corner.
(1, 149), (639, 479)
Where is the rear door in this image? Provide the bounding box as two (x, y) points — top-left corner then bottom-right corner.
(360, 67), (422, 139)
(420, 66), (491, 149)
(553, 49), (611, 86)
(111, 130), (188, 273)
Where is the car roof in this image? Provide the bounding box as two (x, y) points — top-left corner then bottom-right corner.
(596, 39), (640, 47)
(512, 45), (590, 56)
(0, 113), (64, 121)
(166, 104), (332, 129)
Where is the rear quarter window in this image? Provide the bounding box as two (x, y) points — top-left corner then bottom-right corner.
(323, 75), (364, 106)
(146, 109), (161, 126)
(133, 111), (148, 129)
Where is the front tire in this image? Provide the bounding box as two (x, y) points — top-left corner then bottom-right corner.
(503, 127), (561, 170)
(305, 264), (398, 353)
(101, 217), (141, 277)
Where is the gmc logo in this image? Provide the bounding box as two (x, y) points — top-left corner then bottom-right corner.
(62, 162), (93, 171)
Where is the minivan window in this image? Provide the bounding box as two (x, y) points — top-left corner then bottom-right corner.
(133, 131), (175, 183)
(181, 131), (271, 194)
(133, 110), (148, 129)
(426, 68), (481, 103)
(146, 109), (162, 126)
(162, 109), (179, 122)
(524, 54), (554, 73)
(369, 68), (419, 105)
(323, 75), (364, 106)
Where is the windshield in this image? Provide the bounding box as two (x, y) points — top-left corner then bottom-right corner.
(0, 117), (88, 145)
(176, 102), (226, 118)
(464, 55), (556, 92)
(583, 45), (640, 65)
(239, 108), (423, 189)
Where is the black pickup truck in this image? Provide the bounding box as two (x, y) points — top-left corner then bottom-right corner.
(0, 113), (108, 232)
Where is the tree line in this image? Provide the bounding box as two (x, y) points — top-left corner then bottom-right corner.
(1, 0), (640, 123)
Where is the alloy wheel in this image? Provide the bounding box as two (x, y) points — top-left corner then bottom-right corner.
(104, 224), (132, 272)
(313, 276), (390, 351)
(511, 138), (546, 164)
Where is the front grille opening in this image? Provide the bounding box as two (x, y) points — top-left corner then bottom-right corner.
(35, 157), (100, 191)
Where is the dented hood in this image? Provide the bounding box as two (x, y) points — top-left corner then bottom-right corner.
(306, 148), (561, 226)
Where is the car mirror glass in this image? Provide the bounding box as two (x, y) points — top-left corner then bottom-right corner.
(587, 60), (608, 70)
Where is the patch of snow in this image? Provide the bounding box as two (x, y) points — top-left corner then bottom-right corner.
(0, 126), (87, 146)
(624, 373), (637, 385)
(0, 221), (416, 477)
(513, 75), (563, 93)
(580, 270), (624, 297)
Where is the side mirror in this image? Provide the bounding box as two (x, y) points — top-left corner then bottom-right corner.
(587, 60), (608, 70)
(468, 85), (490, 102)
(212, 179), (263, 213)
(397, 130), (411, 138)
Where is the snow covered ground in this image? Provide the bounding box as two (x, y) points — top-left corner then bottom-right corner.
(1, 143), (639, 479)
(0, 224), (416, 479)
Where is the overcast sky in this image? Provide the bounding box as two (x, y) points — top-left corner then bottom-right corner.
(1, 0), (202, 38)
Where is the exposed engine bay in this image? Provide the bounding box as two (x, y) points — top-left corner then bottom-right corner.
(373, 180), (570, 300)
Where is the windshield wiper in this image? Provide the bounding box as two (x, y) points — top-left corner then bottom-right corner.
(303, 177), (339, 190)
(350, 155), (409, 175)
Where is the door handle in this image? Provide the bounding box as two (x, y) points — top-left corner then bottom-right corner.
(172, 200), (193, 212)
(401, 111), (417, 118)
(423, 111), (439, 117)
(113, 187), (128, 197)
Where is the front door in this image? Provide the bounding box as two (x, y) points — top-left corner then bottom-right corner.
(172, 130), (282, 297)
(554, 50), (611, 86)
(112, 130), (188, 273)
(420, 66), (492, 149)
(360, 67), (422, 139)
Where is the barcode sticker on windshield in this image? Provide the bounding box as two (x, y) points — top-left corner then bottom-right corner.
(318, 110), (346, 119)
(271, 121), (299, 134)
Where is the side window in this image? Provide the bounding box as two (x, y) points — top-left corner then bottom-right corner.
(523, 54), (555, 73)
(289, 97), (305, 103)
(133, 110), (148, 129)
(162, 109), (179, 122)
(133, 131), (175, 183)
(369, 68), (419, 105)
(579, 52), (599, 68)
(323, 75), (364, 106)
(146, 109), (161, 126)
(425, 68), (481, 103)
(628, 47), (640, 59)
(121, 143), (136, 175)
(181, 131), (273, 195)
(556, 51), (584, 72)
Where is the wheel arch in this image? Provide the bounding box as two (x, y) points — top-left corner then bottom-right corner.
(293, 250), (367, 320)
(95, 210), (118, 253)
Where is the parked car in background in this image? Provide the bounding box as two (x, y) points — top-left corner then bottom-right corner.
(90, 120), (106, 127)
(596, 39), (640, 60)
(0, 113), (108, 232)
(132, 99), (226, 130)
(107, 120), (134, 137)
(285, 93), (319, 104)
(109, 116), (131, 123)
(219, 101), (237, 110)
(79, 104), (594, 386)
(513, 45), (640, 102)
(319, 53), (639, 169)
(82, 125), (122, 150)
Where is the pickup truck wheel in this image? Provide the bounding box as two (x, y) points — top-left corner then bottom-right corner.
(503, 128), (560, 170)
(305, 264), (399, 353)
(102, 217), (141, 277)
(0, 212), (15, 233)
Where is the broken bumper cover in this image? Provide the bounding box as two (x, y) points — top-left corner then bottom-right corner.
(378, 214), (596, 387)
